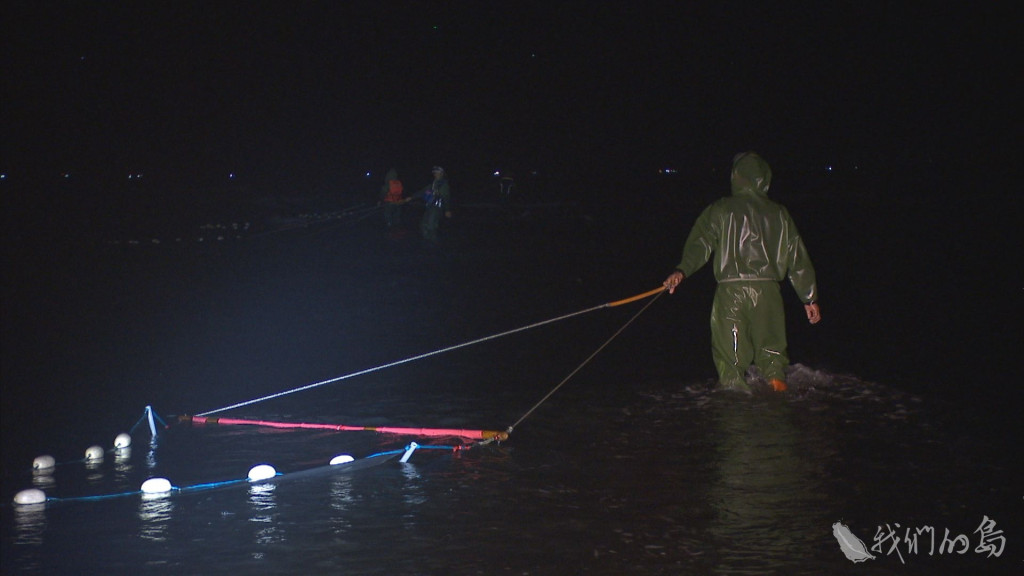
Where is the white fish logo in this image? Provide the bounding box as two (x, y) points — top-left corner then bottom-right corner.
(832, 521), (876, 563)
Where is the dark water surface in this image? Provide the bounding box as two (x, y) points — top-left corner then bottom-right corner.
(2, 185), (1020, 574)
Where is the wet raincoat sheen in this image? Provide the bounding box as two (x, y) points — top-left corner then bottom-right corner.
(675, 152), (817, 389)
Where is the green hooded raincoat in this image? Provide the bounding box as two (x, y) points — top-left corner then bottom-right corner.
(675, 152), (817, 389)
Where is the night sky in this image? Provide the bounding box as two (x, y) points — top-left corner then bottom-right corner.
(2, 2), (1015, 192)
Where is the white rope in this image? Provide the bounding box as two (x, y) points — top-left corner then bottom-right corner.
(197, 301), (612, 417)
(505, 290), (664, 434)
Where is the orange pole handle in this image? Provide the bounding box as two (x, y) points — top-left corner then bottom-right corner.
(606, 286), (665, 307)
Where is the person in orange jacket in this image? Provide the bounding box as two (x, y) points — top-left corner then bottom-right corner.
(380, 167), (405, 228)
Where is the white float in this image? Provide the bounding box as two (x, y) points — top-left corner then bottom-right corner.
(33, 455), (56, 470)
(114, 433), (132, 449)
(329, 454), (355, 465)
(13, 489), (46, 505)
(247, 464), (277, 481)
(140, 477), (173, 494)
(84, 445), (105, 461)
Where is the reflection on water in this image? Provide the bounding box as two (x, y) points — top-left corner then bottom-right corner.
(31, 468), (56, 491)
(13, 503), (47, 547)
(400, 462), (426, 534)
(248, 483), (282, 549)
(329, 474), (355, 535)
(146, 438), (158, 472)
(84, 459), (105, 486)
(400, 462), (426, 506)
(138, 494), (173, 543)
(113, 448), (135, 492)
(11, 503), (47, 574)
(706, 396), (834, 572)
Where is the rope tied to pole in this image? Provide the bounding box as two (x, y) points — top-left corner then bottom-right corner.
(504, 287), (665, 436)
(196, 286), (666, 418)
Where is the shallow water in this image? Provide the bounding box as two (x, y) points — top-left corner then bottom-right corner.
(2, 190), (1019, 574)
(3, 369), (1015, 575)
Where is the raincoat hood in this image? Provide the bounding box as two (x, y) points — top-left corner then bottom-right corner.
(384, 168), (398, 181)
(730, 152), (772, 197)
(675, 151), (816, 303)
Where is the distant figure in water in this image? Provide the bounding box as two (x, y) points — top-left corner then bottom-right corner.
(499, 173), (515, 205)
(420, 166), (451, 242)
(379, 167), (405, 228)
(663, 152), (821, 393)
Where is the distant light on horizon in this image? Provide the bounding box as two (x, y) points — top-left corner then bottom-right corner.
(229, 173), (235, 179)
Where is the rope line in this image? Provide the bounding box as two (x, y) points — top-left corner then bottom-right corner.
(37, 448), (408, 505)
(247, 202), (380, 239)
(505, 288), (665, 435)
(196, 286), (665, 417)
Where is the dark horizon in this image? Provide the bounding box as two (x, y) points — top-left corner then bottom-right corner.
(2, 3), (1015, 200)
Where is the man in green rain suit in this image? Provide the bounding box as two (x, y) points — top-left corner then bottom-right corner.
(420, 166), (451, 242)
(663, 152), (821, 393)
